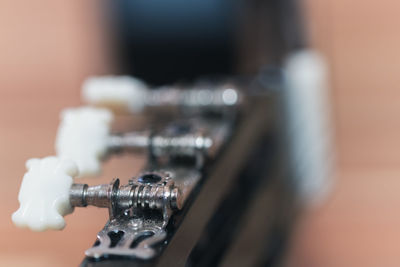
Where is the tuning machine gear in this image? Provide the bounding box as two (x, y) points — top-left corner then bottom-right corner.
(13, 77), (238, 261)
(55, 106), (219, 176)
(82, 75), (243, 114)
(12, 156), (200, 259)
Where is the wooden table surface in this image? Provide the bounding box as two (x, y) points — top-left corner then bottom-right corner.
(0, 0), (399, 266)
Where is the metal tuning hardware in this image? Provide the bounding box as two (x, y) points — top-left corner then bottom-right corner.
(56, 107), (223, 176)
(75, 120), (230, 259)
(75, 168), (201, 259)
(82, 75), (243, 114)
(12, 156), (200, 259)
(13, 77), (240, 261)
(13, 115), (231, 258)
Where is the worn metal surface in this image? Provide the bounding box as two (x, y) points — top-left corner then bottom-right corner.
(80, 88), (280, 266)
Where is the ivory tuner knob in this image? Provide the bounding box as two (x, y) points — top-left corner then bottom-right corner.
(12, 156), (78, 231)
(82, 76), (148, 113)
(55, 106), (113, 177)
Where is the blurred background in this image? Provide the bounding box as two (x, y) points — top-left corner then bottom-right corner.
(1, 0), (400, 266)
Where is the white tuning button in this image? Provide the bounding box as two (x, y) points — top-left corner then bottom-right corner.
(12, 156), (78, 231)
(82, 76), (148, 113)
(55, 106), (113, 177)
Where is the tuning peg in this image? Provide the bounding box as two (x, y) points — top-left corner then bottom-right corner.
(55, 106), (113, 177)
(81, 75), (241, 114)
(82, 76), (148, 113)
(55, 106), (215, 177)
(12, 157), (183, 234)
(12, 156), (78, 231)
